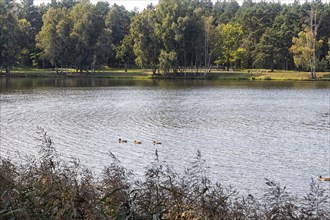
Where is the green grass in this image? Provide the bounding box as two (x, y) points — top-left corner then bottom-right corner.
(3, 67), (330, 81)
(211, 69), (330, 80)
(5, 67), (152, 80)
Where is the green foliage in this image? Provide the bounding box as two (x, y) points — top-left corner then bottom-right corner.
(0, 0), (30, 74)
(215, 23), (244, 70)
(159, 50), (177, 74)
(115, 34), (135, 68)
(2, 0), (330, 72)
(213, 0), (240, 24)
(131, 7), (160, 72)
(105, 4), (132, 48)
(36, 7), (70, 72)
(253, 28), (281, 70)
(290, 29), (323, 71)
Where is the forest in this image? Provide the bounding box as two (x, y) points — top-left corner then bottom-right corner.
(0, 0), (330, 77)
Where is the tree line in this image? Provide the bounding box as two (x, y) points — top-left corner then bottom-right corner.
(0, 0), (330, 77)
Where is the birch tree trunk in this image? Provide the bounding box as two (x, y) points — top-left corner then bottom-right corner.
(309, 3), (322, 79)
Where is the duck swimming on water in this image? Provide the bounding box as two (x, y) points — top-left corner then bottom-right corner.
(153, 140), (161, 145)
(318, 176), (330, 181)
(134, 140), (142, 144)
(119, 138), (127, 143)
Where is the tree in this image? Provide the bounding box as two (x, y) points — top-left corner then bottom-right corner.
(305, 1), (324, 78)
(70, 1), (106, 72)
(116, 34), (135, 72)
(18, 0), (43, 66)
(215, 23), (243, 71)
(105, 4), (132, 47)
(0, 0), (29, 74)
(159, 50), (177, 74)
(95, 1), (109, 18)
(269, 3), (302, 70)
(131, 6), (160, 74)
(253, 28), (281, 71)
(327, 39), (330, 61)
(289, 29), (323, 73)
(36, 7), (70, 73)
(213, 0), (239, 24)
(235, 0), (282, 68)
(93, 28), (113, 71)
(202, 15), (216, 74)
(317, 3), (330, 63)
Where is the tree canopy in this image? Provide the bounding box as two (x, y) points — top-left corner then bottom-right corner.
(1, 0), (329, 74)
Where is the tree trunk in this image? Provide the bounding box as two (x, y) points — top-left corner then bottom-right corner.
(5, 65), (10, 75)
(309, 4), (322, 79)
(92, 64), (95, 74)
(226, 52), (230, 71)
(55, 63), (58, 75)
(152, 65), (156, 74)
(204, 31), (208, 75)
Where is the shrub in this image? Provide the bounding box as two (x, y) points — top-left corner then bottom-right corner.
(1, 130), (329, 219)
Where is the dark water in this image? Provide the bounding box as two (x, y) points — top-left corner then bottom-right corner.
(1, 78), (329, 196)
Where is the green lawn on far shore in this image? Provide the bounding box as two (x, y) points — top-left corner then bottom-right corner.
(2, 67), (330, 81)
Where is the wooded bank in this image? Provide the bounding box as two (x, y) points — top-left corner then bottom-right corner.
(1, 0), (330, 79)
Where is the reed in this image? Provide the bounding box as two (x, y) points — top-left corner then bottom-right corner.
(0, 130), (329, 219)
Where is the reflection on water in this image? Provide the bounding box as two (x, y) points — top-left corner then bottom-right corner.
(1, 77), (330, 91)
(0, 78), (329, 196)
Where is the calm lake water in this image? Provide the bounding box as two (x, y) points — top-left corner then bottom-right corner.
(1, 78), (329, 196)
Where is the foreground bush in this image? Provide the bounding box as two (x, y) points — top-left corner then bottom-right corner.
(0, 130), (329, 219)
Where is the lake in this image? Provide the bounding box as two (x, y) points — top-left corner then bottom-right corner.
(0, 78), (329, 196)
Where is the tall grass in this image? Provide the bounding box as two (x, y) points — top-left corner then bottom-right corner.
(1, 129), (329, 219)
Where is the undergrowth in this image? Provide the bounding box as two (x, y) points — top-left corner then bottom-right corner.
(0, 129), (329, 219)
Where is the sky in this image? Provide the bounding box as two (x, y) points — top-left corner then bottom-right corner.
(33, 0), (329, 11)
(33, 0), (159, 10)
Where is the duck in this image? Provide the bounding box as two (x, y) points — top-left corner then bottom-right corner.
(119, 138), (127, 143)
(318, 176), (330, 181)
(153, 140), (161, 145)
(134, 140), (142, 144)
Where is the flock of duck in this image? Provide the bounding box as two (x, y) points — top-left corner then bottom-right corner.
(118, 138), (330, 182)
(119, 138), (161, 145)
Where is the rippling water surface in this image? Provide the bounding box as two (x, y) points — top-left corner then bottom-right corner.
(1, 78), (329, 196)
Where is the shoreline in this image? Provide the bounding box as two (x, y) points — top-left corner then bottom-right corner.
(1, 68), (330, 81)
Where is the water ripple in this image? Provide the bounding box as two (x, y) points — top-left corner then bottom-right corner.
(1, 82), (329, 197)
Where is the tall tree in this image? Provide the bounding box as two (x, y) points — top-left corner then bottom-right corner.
(105, 4), (132, 47)
(327, 39), (330, 61)
(289, 29), (323, 72)
(202, 15), (216, 74)
(131, 6), (160, 74)
(213, 0), (239, 24)
(159, 50), (177, 74)
(36, 7), (70, 73)
(70, 0), (106, 72)
(215, 23), (243, 71)
(305, 1), (324, 78)
(116, 34), (135, 72)
(18, 0), (43, 66)
(235, 0), (282, 68)
(269, 3), (302, 70)
(253, 28), (280, 71)
(0, 0), (29, 74)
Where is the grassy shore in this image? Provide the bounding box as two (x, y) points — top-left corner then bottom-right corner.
(2, 67), (330, 81)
